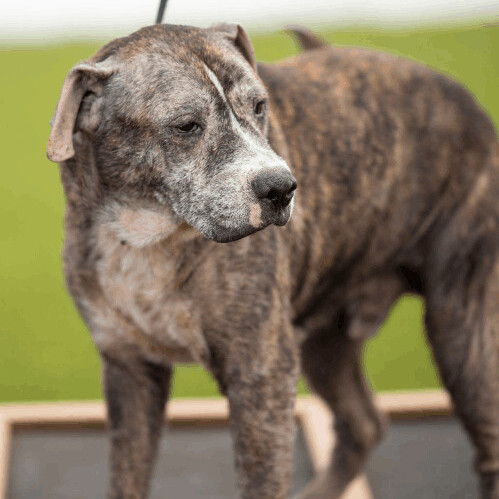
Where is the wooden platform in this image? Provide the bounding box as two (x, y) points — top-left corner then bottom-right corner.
(0, 390), (455, 499)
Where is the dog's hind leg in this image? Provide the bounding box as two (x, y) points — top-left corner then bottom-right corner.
(425, 236), (499, 499)
(424, 160), (499, 498)
(102, 354), (172, 499)
(296, 273), (406, 498)
(298, 323), (387, 498)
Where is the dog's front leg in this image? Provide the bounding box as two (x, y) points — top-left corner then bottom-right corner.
(102, 354), (172, 499)
(221, 326), (300, 499)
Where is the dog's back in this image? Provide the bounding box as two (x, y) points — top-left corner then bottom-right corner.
(258, 45), (498, 315)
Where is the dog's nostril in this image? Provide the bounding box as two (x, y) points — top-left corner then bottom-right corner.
(252, 170), (297, 209)
(282, 180), (298, 207)
(267, 189), (279, 204)
(282, 184), (296, 208)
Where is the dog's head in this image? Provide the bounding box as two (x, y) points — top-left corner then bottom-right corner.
(47, 24), (296, 244)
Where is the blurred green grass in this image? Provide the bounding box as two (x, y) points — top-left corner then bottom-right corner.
(1, 22), (497, 403)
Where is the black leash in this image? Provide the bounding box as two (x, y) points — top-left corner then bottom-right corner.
(155, 0), (168, 24)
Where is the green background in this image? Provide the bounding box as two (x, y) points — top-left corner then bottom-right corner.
(1, 22), (497, 402)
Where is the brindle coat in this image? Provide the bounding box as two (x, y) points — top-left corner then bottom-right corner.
(47, 24), (499, 499)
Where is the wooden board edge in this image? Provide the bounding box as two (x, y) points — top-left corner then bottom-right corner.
(376, 389), (452, 418)
(0, 416), (12, 499)
(0, 389), (452, 425)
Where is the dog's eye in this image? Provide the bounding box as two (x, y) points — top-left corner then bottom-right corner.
(177, 122), (200, 133)
(254, 100), (266, 117)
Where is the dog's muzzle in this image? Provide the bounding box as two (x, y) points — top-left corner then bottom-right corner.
(209, 168), (297, 243)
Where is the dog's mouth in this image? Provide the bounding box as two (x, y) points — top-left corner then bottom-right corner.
(208, 202), (293, 243)
(269, 204), (294, 227)
(209, 223), (268, 243)
(257, 197), (294, 227)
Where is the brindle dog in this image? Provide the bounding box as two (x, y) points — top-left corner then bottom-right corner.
(47, 24), (498, 499)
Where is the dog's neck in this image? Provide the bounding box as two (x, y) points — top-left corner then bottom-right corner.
(98, 198), (197, 249)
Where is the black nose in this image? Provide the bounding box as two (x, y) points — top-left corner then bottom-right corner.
(252, 170), (297, 208)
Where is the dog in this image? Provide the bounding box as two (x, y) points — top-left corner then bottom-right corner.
(47, 23), (498, 498)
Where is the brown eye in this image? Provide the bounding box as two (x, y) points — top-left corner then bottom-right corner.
(177, 122), (200, 133)
(254, 100), (266, 117)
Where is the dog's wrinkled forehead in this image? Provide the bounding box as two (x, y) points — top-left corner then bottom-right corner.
(101, 24), (265, 122)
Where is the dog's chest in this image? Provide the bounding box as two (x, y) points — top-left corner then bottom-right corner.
(93, 228), (206, 362)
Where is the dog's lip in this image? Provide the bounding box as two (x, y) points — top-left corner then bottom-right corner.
(272, 210), (291, 227)
(253, 195), (293, 228)
(264, 204), (292, 227)
(209, 221), (271, 243)
(202, 203), (293, 243)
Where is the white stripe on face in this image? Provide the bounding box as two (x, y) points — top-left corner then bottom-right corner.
(204, 64), (229, 104)
(203, 63), (290, 171)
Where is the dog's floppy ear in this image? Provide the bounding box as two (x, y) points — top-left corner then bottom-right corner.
(211, 23), (257, 71)
(47, 60), (115, 163)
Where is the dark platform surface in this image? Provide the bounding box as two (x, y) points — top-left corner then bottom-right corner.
(8, 415), (478, 498)
(366, 416), (478, 499)
(8, 424), (313, 498)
